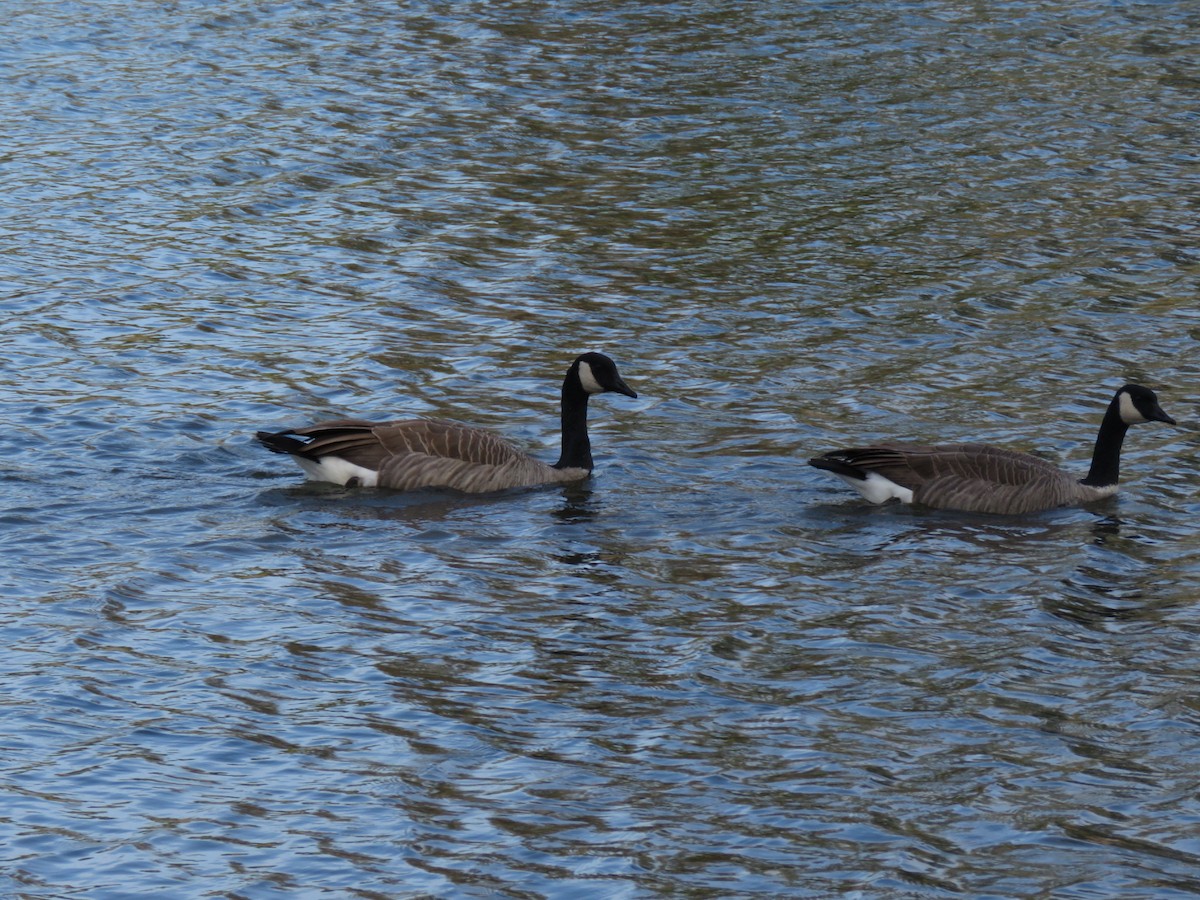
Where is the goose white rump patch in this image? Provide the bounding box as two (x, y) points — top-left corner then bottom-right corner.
(836, 471), (914, 505)
(295, 456), (379, 487)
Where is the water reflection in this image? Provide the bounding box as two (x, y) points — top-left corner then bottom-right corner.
(549, 483), (603, 526)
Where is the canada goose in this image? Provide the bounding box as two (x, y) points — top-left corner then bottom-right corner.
(256, 352), (637, 492)
(809, 384), (1175, 515)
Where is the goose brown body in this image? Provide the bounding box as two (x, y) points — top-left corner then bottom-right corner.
(813, 442), (1118, 515)
(809, 384), (1175, 515)
(266, 417), (591, 491)
(257, 352), (636, 493)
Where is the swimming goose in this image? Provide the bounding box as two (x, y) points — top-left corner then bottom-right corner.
(809, 384), (1175, 515)
(256, 352), (637, 492)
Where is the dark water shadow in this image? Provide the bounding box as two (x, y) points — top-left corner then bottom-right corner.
(1046, 514), (1191, 629)
(797, 496), (1102, 548)
(255, 478), (605, 528)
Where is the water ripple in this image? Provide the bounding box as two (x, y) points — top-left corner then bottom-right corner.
(4, 0), (1200, 897)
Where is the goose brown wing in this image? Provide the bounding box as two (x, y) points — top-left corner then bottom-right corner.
(833, 442), (1057, 484)
(280, 418), (515, 465)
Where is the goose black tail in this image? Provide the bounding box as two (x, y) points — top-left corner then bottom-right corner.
(808, 454), (868, 482)
(256, 430), (308, 455)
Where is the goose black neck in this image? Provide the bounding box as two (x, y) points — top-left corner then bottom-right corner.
(1080, 396), (1129, 488)
(553, 374), (593, 471)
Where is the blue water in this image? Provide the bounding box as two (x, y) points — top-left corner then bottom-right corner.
(4, 1), (1200, 896)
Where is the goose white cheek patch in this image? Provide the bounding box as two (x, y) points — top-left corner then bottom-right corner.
(577, 360), (603, 394)
(1117, 390), (1143, 424)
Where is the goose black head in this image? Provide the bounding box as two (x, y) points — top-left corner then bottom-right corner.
(573, 352), (637, 398)
(1117, 384), (1175, 426)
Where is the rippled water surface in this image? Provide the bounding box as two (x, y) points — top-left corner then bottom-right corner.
(5, 1), (1200, 896)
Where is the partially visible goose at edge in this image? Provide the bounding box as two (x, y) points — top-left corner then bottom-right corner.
(809, 384), (1176, 515)
(256, 352), (637, 492)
